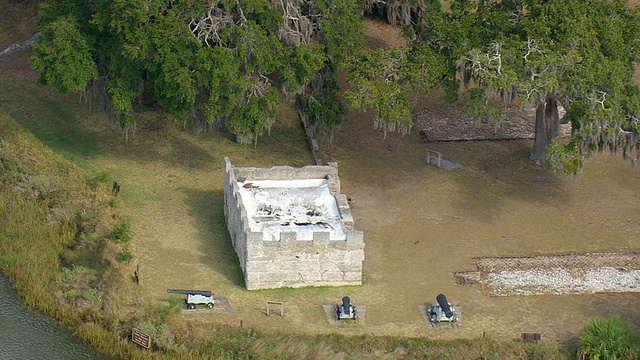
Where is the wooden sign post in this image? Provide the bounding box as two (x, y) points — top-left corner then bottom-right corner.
(266, 301), (284, 316)
(132, 327), (151, 349)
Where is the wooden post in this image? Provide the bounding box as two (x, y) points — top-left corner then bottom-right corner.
(425, 149), (443, 168)
(112, 181), (121, 196)
(134, 264), (140, 284)
(266, 301), (284, 316)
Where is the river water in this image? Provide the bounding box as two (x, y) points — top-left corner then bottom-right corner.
(0, 272), (104, 360)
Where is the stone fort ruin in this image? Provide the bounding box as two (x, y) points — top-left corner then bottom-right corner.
(223, 158), (364, 290)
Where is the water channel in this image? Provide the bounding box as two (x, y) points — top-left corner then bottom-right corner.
(0, 272), (104, 360)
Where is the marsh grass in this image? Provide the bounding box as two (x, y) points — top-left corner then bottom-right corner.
(0, 110), (139, 350)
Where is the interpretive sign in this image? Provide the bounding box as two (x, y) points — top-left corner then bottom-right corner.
(132, 327), (151, 349)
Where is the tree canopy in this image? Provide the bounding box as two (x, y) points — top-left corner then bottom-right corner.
(31, 0), (364, 143)
(342, 43), (447, 138)
(31, 0), (640, 172)
(411, 0), (640, 172)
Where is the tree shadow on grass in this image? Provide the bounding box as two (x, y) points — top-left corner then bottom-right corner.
(0, 71), (99, 166)
(1, 63), (313, 175)
(183, 188), (245, 288)
(440, 139), (568, 223)
(329, 111), (569, 224)
(0, 68), (223, 173)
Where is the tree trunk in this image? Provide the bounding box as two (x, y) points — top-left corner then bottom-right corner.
(530, 91), (560, 165)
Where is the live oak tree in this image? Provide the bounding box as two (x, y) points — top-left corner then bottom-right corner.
(31, 0), (640, 167)
(31, 0), (363, 144)
(337, 0), (448, 139)
(342, 43), (447, 138)
(31, 17), (97, 93)
(417, 0), (640, 171)
(287, 0), (364, 143)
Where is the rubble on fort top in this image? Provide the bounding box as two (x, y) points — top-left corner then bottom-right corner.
(237, 179), (346, 241)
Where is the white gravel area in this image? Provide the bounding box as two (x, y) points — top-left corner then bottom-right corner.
(485, 267), (640, 296)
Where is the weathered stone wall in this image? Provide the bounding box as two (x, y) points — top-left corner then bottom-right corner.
(223, 158), (364, 290)
(455, 253), (640, 296)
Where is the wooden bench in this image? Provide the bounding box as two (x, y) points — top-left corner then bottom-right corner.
(425, 148), (443, 168)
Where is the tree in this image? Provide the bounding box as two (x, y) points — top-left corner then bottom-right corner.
(342, 43), (447, 138)
(290, 0), (365, 143)
(341, 0), (499, 140)
(420, 0), (640, 171)
(31, 0), (364, 144)
(579, 315), (640, 360)
(31, 16), (97, 93)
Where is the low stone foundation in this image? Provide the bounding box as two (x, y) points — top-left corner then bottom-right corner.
(455, 253), (640, 296)
(223, 158), (364, 290)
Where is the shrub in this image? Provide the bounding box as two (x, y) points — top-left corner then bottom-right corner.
(117, 249), (133, 263)
(579, 315), (640, 360)
(57, 266), (103, 317)
(135, 321), (177, 352)
(108, 198), (119, 208)
(87, 171), (110, 190)
(109, 220), (131, 243)
(93, 171), (110, 184)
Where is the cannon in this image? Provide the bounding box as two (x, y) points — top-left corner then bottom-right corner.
(436, 293), (453, 319)
(427, 293), (458, 325)
(335, 296), (357, 320)
(167, 289), (214, 309)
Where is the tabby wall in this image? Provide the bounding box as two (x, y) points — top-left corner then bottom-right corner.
(223, 157), (364, 290)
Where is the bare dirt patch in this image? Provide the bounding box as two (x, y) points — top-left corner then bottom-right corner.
(325, 103), (640, 342)
(362, 17), (406, 49)
(315, 19), (640, 342)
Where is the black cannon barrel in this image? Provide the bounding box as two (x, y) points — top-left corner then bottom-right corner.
(436, 293), (453, 318)
(342, 296), (351, 310)
(167, 289), (212, 296)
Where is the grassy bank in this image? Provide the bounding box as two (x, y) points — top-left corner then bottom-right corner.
(0, 110), (141, 356)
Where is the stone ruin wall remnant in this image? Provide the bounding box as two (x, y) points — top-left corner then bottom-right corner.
(223, 157), (364, 290)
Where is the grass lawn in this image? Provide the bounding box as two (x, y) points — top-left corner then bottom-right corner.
(1, 3), (640, 357)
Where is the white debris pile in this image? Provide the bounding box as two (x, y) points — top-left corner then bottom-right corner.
(238, 179), (346, 241)
(485, 267), (640, 296)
